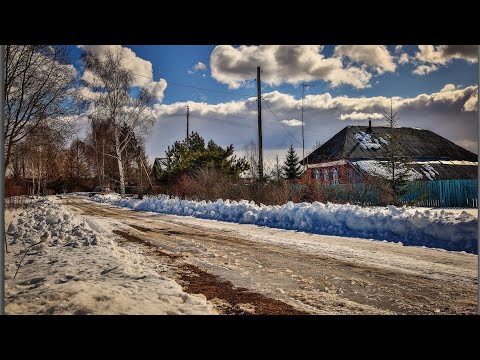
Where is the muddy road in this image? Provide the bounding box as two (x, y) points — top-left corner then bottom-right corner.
(62, 196), (478, 314)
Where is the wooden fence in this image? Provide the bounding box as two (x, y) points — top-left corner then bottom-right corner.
(291, 179), (478, 208)
(399, 179), (478, 208)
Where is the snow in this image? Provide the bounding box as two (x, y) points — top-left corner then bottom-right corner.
(355, 132), (381, 150)
(87, 194), (478, 253)
(379, 137), (388, 145)
(5, 197), (216, 314)
(351, 160), (424, 181)
(421, 164), (439, 180)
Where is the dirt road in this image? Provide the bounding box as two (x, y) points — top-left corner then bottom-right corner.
(62, 196), (478, 314)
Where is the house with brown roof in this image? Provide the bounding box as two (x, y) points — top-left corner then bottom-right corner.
(302, 122), (478, 185)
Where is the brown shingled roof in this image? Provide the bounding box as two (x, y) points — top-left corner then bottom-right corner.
(304, 126), (478, 164)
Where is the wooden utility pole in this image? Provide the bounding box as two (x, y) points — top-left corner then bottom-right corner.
(186, 105), (190, 145)
(1, 44), (6, 314)
(257, 66), (263, 179)
(301, 83), (312, 168)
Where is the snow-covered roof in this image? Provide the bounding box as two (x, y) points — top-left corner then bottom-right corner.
(351, 160), (478, 181)
(304, 126), (478, 164)
(351, 160), (423, 181)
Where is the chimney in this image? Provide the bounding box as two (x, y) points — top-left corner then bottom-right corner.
(368, 120), (372, 132)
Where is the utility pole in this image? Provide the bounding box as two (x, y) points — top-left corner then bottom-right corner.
(301, 83), (312, 168)
(1, 44), (5, 315)
(186, 105), (190, 145)
(257, 66), (263, 180)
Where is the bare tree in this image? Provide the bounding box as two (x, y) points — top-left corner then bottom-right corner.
(82, 49), (155, 195)
(64, 138), (91, 190)
(22, 123), (65, 195)
(268, 154), (283, 182)
(4, 45), (79, 175)
(243, 140), (259, 180)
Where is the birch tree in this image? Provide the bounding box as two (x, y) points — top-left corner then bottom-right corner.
(82, 49), (155, 195)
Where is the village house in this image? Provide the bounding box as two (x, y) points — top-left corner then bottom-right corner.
(302, 122), (478, 185)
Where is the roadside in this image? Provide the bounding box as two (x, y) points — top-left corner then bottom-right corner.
(62, 196), (478, 314)
(4, 198), (216, 314)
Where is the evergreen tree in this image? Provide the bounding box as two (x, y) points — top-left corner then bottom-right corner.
(380, 100), (413, 202)
(282, 145), (302, 180)
(155, 131), (249, 183)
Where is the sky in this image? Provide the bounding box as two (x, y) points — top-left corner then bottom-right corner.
(69, 45), (479, 167)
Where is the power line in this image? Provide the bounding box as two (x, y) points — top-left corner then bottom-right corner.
(129, 71), (255, 98)
(190, 114), (292, 135)
(261, 96), (302, 147)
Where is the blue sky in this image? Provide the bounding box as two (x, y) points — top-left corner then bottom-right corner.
(72, 45), (478, 165)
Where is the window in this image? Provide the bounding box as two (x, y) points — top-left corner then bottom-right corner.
(313, 169), (321, 180)
(323, 168), (329, 183)
(332, 168), (338, 185)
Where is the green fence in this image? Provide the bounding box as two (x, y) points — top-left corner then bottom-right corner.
(399, 179), (478, 208)
(291, 179), (478, 208)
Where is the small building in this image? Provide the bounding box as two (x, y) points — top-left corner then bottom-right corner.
(302, 123), (478, 185)
(153, 157), (167, 173)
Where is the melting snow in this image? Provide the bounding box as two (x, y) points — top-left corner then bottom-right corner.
(351, 160), (423, 181)
(5, 197), (216, 315)
(421, 164), (439, 180)
(355, 132), (381, 150)
(87, 194), (478, 253)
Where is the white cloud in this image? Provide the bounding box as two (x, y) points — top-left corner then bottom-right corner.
(463, 92), (478, 112)
(394, 45), (403, 53)
(334, 45), (397, 74)
(398, 53), (410, 65)
(281, 119), (303, 127)
(78, 45), (167, 101)
(415, 45), (478, 65)
(411, 45), (478, 76)
(188, 61), (208, 75)
(194, 62), (207, 71)
(210, 45), (372, 89)
(202, 74), (206, 78)
(339, 112), (384, 120)
(413, 64), (439, 75)
(440, 84), (456, 92)
(147, 84), (478, 161)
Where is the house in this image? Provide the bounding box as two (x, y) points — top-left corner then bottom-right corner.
(153, 157), (167, 173)
(302, 122), (478, 185)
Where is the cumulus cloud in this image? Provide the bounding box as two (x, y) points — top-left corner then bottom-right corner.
(339, 112), (384, 120)
(413, 64), (439, 75)
(210, 45), (372, 89)
(398, 53), (410, 65)
(415, 45), (478, 64)
(281, 119), (303, 127)
(394, 45), (403, 53)
(194, 62), (207, 71)
(78, 45), (167, 101)
(334, 45), (396, 74)
(188, 61), (207, 74)
(440, 84), (456, 92)
(463, 92), (478, 112)
(147, 84), (478, 161)
(412, 45), (478, 75)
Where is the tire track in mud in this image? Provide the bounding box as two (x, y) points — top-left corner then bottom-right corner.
(113, 230), (308, 315)
(65, 197), (478, 314)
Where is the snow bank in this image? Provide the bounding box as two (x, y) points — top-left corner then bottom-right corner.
(5, 198), (216, 315)
(89, 194), (478, 254)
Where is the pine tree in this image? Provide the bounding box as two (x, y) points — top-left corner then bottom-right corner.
(282, 145), (303, 180)
(380, 99), (413, 202)
(155, 132), (249, 183)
